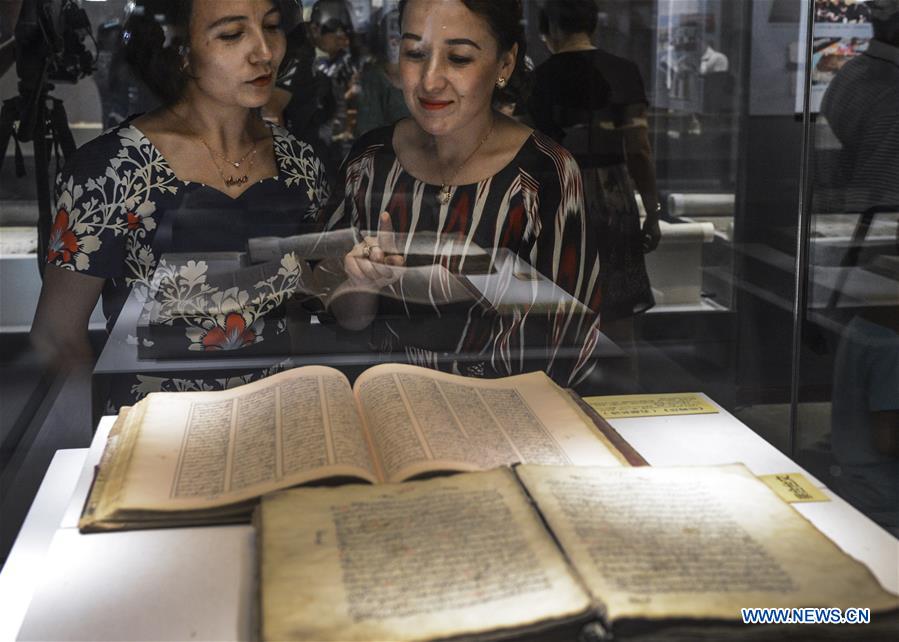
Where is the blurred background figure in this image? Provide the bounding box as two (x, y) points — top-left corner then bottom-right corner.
(94, 2), (165, 129)
(529, 0), (660, 383)
(308, 0), (360, 165)
(353, 3), (408, 137)
(267, 0), (360, 175)
(818, 0), (899, 535)
(821, 0), (899, 213)
(267, 8), (330, 145)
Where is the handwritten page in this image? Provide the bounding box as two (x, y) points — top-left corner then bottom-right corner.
(354, 364), (627, 482)
(584, 393), (719, 419)
(516, 464), (899, 622)
(118, 367), (378, 512)
(258, 468), (591, 642)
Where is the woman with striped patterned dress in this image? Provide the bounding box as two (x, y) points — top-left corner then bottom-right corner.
(322, 0), (603, 387)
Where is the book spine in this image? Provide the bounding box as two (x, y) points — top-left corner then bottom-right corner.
(566, 391), (649, 467)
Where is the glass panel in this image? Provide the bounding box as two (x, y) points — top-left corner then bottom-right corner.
(799, 0), (899, 536)
(4, 0), (859, 552)
(528, 0), (804, 451)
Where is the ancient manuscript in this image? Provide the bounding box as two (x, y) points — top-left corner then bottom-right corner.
(257, 465), (899, 641)
(80, 363), (628, 531)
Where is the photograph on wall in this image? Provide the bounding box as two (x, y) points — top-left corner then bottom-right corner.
(653, 0), (722, 113)
(796, 0), (873, 112)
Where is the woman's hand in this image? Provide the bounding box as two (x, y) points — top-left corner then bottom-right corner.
(344, 212), (406, 289)
(331, 212), (406, 332)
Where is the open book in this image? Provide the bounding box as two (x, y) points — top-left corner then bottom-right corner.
(79, 364), (632, 532)
(257, 465), (899, 642)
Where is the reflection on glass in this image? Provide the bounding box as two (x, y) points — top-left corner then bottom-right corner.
(3, 0), (896, 543)
(529, 0), (661, 385)
(805, 0), (899, 536)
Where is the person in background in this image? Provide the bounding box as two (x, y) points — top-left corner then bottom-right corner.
(820, 0), (899, 535)
(354, 5), (409, 137)
(31, 0), (329, 405)
(267, 0), (358, 174)
(264, 8), (325, 134)
(322, 0), (603, 387)
(529, 0), (659, 373)
(821, 0), (899, 213)
(94, 4), (163, 129)
(308, 0), (360, 164)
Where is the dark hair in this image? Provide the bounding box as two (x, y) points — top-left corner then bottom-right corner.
(538, 0), (598, 37)
(123, 0), (300, 106)
(398, 0), (530, 105)
(310, 0), (352, 31)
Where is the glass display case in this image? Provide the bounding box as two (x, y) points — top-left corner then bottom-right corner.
(1, 0), (896, 566)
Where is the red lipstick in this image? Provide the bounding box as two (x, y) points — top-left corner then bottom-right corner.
(419, 98), (452, 111)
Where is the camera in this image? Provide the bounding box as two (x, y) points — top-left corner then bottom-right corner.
(0, 0), (95, 275)
(14, 0), (95, 124)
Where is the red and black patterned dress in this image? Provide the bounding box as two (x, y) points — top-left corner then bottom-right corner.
(324, 124), (603, 386)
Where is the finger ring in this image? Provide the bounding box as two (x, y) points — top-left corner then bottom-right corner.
(361, 245), (372, 258)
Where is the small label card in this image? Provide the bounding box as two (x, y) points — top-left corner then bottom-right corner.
(584, 393), (719, 419)
(759, 473), (830, 503)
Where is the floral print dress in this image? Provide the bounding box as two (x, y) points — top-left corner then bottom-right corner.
(47, 120), (329, 407)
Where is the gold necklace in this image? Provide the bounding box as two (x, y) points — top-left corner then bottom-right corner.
(436, 118), (495, 205)
(203, 144), (255, 188)
(200, 136), (259, 169)
(169, 107), (260, 189)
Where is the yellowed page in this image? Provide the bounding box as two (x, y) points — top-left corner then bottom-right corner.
(79, 408), (132, 527)
(515, 464), (899, 623)
(758, 472), (830, 503)
(93, 402), (149, 520)
(352, 363), (626, 482)
(258, 468), (592, 642)
(114, 366), (377, 513)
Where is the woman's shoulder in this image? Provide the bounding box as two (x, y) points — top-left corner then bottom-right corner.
(522, 129), (580, 173)
(351, 123), (396, 152)
(61, 121), (149, 178)
(343, 123), (397, 167)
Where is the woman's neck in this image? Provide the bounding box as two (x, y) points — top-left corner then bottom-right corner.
(171, 91), (259, 156)
(555, 33), (596, 53)
(425, 110), (496, 170)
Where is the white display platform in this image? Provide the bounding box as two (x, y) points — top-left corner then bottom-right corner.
(3, 404), (898, 641)
(0, 450), (88, 642)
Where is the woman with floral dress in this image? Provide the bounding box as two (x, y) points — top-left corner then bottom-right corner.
(31, 0), (329, 406)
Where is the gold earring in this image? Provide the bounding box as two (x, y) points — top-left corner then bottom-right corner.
(496, 77), (507, 88)
(178, 45), (190, 72)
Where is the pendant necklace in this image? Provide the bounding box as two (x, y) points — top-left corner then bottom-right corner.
(199, 136), (258, 188)
(436, 118), (495, 205)
(170, 107), (261, 189)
